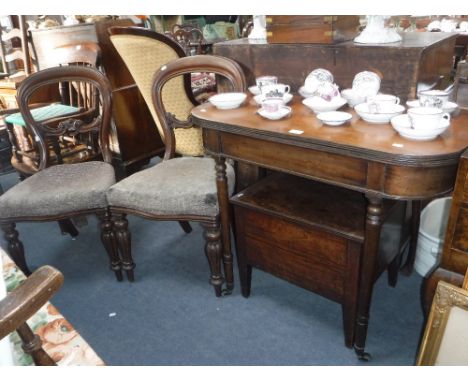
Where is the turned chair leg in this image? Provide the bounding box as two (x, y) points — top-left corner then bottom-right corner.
(97, 211), (123, 281)
(201, 221), (224, 297)
(113, 213), (135, 282)
(1, 222), (30, 275)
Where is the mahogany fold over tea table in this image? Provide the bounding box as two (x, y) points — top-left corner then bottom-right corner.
(191, 96), (468, 360)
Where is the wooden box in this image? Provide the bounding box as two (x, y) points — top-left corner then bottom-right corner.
(265, 16), (360, 44)
(231, 173), (405, 347)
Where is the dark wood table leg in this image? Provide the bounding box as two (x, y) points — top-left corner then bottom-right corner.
(353, 194), (384, 361)
(215, 156), (234, 294)
(401, 200), (423, 275)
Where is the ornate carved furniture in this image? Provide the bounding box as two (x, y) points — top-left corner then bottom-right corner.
(191, 97), (468, 359)
(0, 66), (121, 281)
(213, 32), (458, 102)
(109, 26), (204, 157)
(2, 41), (102, 179)
(106, 55), (246, 296)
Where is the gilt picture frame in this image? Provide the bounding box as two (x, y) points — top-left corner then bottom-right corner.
(417, 279), (468, 365)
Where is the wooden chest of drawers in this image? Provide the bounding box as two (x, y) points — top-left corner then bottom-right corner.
(265, 16), (360, 44)
(231, 173), (406, 347)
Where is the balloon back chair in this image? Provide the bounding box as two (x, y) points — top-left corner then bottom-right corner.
(106, 55), (247, 296)
(0, 65), (121, 281)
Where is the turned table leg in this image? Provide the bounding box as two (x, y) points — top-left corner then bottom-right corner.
(215, 156), (234, 294)
(401, 200), (423, 275)
(353, 195), (384, 361)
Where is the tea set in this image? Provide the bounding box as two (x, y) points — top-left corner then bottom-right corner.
(208, 67), (459, 141)
(251, 75), (293, 120)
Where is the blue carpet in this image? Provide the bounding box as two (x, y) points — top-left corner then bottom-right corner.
(0, 171), (424, 365)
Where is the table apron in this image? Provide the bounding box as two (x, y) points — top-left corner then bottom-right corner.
(204, 129), (457, 200)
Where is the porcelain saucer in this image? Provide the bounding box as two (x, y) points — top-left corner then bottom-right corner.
(316, 111), (352, 126)
(390, 114), (450, 141)
(406, 100), (458, 114)
(298, 86), (316, 98)
(257, 106), (291, 120)
(248, 85), (261, 95)
(354, 103), (405, 124)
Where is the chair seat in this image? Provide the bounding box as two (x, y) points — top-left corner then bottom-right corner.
(4, 104), (80, 127)
(107, 157), (235, 217)
(0, 161), (115, 220)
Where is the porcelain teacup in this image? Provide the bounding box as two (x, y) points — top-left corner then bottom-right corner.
(260, 83), (291, 99)
(367, 94), (401, 113)
(417, 89), (450, 109)
(256, 75), (278, 89)
(261, 98), (283, 113)
(407, 107), (450, 131)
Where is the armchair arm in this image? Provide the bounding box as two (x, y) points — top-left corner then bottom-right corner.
(0, 265), (64, 340)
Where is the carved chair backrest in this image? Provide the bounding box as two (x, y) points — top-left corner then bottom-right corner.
(151, 55), (247, 160)
(16, 65), (113, 171)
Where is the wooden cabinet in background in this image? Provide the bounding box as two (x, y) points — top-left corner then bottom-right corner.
(214, 32), (457, 102)
(265, 16), (360, 44)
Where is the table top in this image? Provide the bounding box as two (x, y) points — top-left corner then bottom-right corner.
(214, 32), (458, 49)
(192, 96), (468, 167)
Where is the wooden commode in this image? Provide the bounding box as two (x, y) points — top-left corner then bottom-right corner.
(231, 172), (406, 348)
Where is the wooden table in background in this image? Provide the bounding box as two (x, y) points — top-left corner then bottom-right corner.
(192, 96), (468, 359)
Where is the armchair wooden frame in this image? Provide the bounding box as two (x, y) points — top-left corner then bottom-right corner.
(110, 55), (246, 296)
(0, 265), (63, 366)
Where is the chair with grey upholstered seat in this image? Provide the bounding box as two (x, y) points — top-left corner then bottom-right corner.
(106, 55), (246, 296)
(0, 65), (121, 281)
